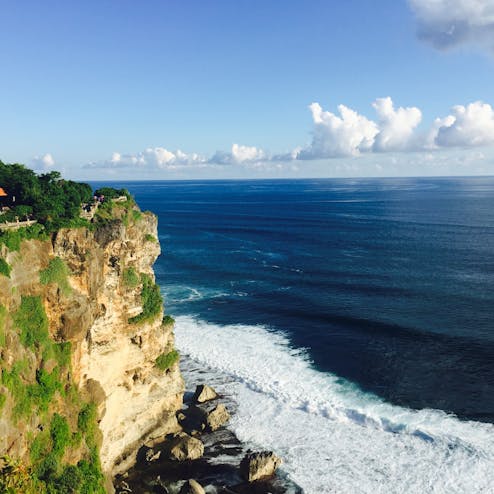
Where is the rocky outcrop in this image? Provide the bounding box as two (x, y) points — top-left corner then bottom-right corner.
(206, 404), (230, 431)
(179, 479), (206, 494)
(193, 384), (218, 403)
(240, 452), (282, 482)
(0, 203), (184, 484)
(178, 402), (230, 434)
(168, 433), (205, 461)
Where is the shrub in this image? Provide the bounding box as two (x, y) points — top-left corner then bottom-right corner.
(128, 274), (163, 324)
(162, 315), (175, 326)
(144, 234), (157, 242)
(0, 257), (11, 277)
(132, 209), (142, 222)
(78, 403), (97, 438)
(0, 223), (47, 251)
(0, 455), (42, 494)
(13, 296), (49, 349)
(39, 257), (71, 295)
(0, 393), (6, 410)
(94, 187), (130, 200)
(122, 267), (139, 288)
(29, 368), (62, 412)
(155, 350), (179, 371)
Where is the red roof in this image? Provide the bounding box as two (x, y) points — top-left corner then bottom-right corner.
(0, 188), (7, 197)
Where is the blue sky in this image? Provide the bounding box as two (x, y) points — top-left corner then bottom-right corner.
(1, 0), (494, 179)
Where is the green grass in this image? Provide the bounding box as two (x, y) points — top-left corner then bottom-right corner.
(0, 393), (6, 410)
(144, 233), (157, 242)
(162, 315), (175, 326)
(132, 209), (142, 222)
(122, 267), (139, 288)
(0, 257), (11, 277)
(155, 350), (179, 371)
(128, 274), (163, 324)
(0, 223), (47, 251)
(0, 304), (7, 346)
(13, 296), (50, 349)
(78, 403), (97, 440)
(39, 257), (71, 295)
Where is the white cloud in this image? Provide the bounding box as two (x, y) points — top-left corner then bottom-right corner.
(409, 0), (494, 50)
(297, 102), (378, 159)
(372, 97), (422, 151)
(432, 101), (494, 147)
(84, 98), (494, 176)
(31, 153), (55, 171)
(296, 98), (422, 159)
(87, 147), (206, 169)
(209, 144), (266, 164)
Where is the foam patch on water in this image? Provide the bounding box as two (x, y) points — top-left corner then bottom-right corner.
(174, 315), (494, 494)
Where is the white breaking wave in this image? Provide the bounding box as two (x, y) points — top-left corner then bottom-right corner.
(174, 315), (494, 494)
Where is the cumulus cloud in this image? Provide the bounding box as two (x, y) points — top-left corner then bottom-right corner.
(87, 147), (206, 169)
(409, 0), (494, 50)
(31, 153), (55, 171)
(297, 98), (423, 159)
(297, 102), (378, 159)
(85, 98), (494, 175)
(431, 101), (494, 147)
(372, 97), (422, 151)
(209, 144), (266, 164)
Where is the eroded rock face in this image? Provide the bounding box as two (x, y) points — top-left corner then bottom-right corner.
(0, 208), (184, 477)
(193, 384), (218, 403)
(240, 451), (282, 482)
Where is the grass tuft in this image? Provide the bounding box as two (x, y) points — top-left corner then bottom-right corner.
(155, 350), (179, 371)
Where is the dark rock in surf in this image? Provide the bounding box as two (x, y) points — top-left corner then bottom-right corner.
(240, 451), (282, 482)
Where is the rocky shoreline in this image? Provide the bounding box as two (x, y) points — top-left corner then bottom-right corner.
(115, 383), (302, 494)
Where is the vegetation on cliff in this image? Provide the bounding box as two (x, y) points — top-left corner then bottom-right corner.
(0, 296), (105, 493)
(128, 273), (163, 324)
(0, 161), (93, 231)
(0, 162), (175, 493)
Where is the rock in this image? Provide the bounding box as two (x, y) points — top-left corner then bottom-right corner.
(240, 451), (282, 482)
(145, 447), (161, 463)
(193, 384), (218, 403)
(168, 432), (204, 461)
(179, 479), (206, 494)
(206, 403), (230, 431)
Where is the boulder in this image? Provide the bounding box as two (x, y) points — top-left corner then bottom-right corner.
(206, 403), (230, 431)
(179, 479), (206, 494)
(240, 451), (282, 482)
(144, 447), (161, 463)
(193, 384), (218, 403)
(168, 432), (204, 461)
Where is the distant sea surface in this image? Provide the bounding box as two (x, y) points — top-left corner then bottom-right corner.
(94, 177), (494, 493)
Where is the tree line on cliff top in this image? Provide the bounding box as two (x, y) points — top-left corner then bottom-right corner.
(0, 161), (126, 232)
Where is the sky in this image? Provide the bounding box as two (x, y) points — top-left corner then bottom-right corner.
(1, 0), (494, 180)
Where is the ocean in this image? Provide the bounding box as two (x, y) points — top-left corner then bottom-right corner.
(96, 177), (494, 493)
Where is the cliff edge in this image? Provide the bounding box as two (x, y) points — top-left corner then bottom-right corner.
(0, 197), (184, 491)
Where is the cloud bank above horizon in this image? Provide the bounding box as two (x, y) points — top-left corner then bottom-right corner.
(82, 98), (494, 173)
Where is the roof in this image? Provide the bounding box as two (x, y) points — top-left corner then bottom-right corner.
(0, 188), (7, 197)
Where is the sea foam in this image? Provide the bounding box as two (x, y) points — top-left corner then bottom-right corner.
(175, 315), (494, 494)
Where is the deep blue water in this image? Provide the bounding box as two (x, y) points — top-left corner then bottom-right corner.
(94, 177), (494, 423)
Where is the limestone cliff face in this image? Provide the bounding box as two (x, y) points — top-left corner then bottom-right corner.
(0, 206), (183, 480)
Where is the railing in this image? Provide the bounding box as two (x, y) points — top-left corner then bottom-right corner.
(0, 219), (37, 230)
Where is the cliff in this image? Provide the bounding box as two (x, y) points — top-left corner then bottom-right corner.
(0, 199), (184, 490)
